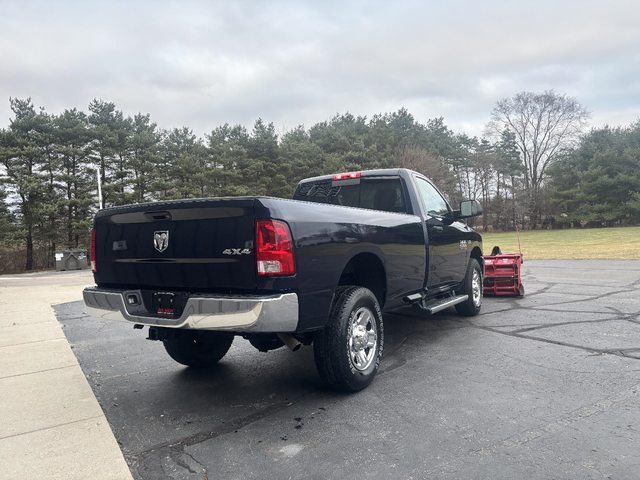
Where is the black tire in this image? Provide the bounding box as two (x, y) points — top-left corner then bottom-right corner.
(455, 258), (483, 316)
(313, 286), (384, 392)
(517, 284), (525, 297)
(163, 331), (234, 368)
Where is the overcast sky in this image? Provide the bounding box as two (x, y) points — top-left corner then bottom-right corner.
(1, 0), (639, 137)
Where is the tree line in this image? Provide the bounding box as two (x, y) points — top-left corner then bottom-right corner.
(1, 91), (638, 272)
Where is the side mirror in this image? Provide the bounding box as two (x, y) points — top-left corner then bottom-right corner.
(456, 200), (483, 218)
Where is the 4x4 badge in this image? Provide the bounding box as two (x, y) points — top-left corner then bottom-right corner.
(223, 248), (251, 255)
(154, 231), (169, 252)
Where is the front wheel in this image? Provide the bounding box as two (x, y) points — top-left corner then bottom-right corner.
(313, 286), (384, 392)
(163, 331), (234, 368)
(455, 258), (483, 316)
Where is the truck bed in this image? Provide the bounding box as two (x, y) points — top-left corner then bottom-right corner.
(92, 195), (426, 331)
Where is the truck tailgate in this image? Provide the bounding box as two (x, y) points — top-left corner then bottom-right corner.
(93, 198), (257, 291)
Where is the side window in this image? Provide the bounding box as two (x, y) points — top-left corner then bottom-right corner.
(415, 178), (450, 217)
(359, 179), (407, 214)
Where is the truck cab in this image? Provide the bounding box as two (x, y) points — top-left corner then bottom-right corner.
(293, 168), (483, 303)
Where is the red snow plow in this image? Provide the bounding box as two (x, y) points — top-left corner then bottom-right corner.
(482, 227), (525, 297)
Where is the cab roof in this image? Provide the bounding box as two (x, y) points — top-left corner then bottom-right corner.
(298, 168), (414, 185)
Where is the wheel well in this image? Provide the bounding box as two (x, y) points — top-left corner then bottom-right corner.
(470, 246), (484, 272)
(338, 253), (386, 307)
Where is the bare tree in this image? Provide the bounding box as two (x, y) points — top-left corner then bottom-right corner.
(486, 90), (590, 225)
(395, 144), (458, 202)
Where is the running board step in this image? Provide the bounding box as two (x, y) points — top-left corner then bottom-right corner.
(423, 295), (468, 314)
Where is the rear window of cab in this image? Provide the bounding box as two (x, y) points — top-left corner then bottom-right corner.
(293, 177), (408, 214)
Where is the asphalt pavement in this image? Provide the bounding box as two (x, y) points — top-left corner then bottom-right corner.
(55, 260), (640, 480)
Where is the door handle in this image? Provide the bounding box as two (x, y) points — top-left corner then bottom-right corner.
(431, 226), (443, 233)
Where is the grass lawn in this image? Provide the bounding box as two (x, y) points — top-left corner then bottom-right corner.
(481, 226), (640, 260)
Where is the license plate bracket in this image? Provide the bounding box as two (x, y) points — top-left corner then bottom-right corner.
(152, 292), (183, 317)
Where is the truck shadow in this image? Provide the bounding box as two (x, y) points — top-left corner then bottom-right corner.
(167, 306), (465, 393)
(379, 307), (466, 375)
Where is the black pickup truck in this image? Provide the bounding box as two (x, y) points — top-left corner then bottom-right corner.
(84, 168), (483, 391)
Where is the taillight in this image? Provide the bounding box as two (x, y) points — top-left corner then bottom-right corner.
(333, 171), (360, 180)
(256, 220), (295, 276)
(90, 228), (97, 273)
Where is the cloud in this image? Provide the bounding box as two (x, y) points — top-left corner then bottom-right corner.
(1, 0), (639, 138)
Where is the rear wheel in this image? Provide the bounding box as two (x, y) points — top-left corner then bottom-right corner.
(314, 286), (384, 392)
(455, 258), (483, 316)
(163, 331), (234, 368)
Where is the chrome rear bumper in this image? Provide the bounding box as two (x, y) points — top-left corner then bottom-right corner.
(83, 287), (299, 332)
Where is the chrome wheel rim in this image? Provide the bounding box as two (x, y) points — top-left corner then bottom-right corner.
(472, 269), (482, 307)
(348, 307), (378, 372)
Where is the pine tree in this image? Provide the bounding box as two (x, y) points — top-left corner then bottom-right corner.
(494, 129), (525, 229)
(206, 123), (252, 196)
(0, 177), (15, 246)
(129, 113), (163, 203)
(0, 98), (52, 270)
(88, 99), (132, 207)
(248, 119), (288, 197)
(161, 127), (207, 199)
(549, 121), (640, 226)
(54, 108), (95, 246)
